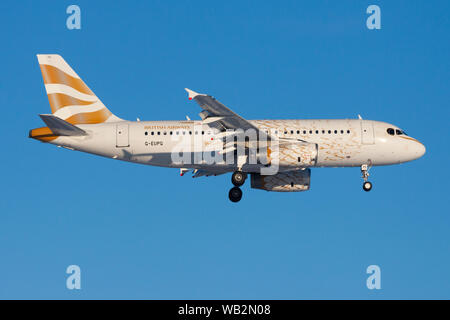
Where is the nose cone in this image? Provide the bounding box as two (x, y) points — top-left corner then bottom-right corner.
(410, 140), (426, 160)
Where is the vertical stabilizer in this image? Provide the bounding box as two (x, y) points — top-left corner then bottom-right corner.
(37, 54), (122, 124)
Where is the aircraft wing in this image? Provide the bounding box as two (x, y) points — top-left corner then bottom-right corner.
(179, 167), (230, 178)
(192, 169), (228, 178)
(185, 88), (267, 136)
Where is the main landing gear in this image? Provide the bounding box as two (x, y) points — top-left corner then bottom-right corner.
(229, 171), (247, 202)
(229, 187), (243, 203)
(361, 164), (373, 192)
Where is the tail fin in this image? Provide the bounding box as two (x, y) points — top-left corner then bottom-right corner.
(37, 54), (122, 124)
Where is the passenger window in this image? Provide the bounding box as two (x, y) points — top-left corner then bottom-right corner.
(297, 130), (300, 134)
(157, 132), (160, 135)
(303, 130), (307, 134)
(315, 130), (319, 134)
(340, 130), (344, 134)
(347, 130), (350, 134)
(151, 132), (154, 135)
(396, 129), (402, 135)
(334, 130), (337, 134)
(387, 128), (395, 135)
(328, 130), (331, 134)
(309, 130), (312, 134)
(145, 131), (148, 136)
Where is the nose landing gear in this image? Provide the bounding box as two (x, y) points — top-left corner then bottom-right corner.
(229, 171), (247, 202)
(361, 164), (373, 192)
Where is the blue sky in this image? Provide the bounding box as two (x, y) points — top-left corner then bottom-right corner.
(0, 0), (449, 299)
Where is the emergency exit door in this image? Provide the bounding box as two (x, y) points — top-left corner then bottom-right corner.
(361, 120), (374, 145)
(116, 123), (129, 147)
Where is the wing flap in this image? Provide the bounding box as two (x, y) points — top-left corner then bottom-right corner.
(192, 169), (228, 178)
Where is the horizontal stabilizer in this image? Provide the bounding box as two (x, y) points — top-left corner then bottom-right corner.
(39, 114), (87, 136)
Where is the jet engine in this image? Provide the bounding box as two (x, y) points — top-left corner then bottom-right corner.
(270, 141), (318, 168)
(250, 169), (311, 192)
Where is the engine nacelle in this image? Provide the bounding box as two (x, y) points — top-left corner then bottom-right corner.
(270, 141), (318, 167)
(250, 169), (311, 192)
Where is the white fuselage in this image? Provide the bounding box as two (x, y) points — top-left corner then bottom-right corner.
(47, 119), (425, 172)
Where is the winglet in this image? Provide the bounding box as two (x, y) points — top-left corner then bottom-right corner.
(184, 88), (206, 100)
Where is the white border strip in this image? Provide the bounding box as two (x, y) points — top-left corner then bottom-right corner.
(45, 84), (97, 102)
(53, 102), (105, 120)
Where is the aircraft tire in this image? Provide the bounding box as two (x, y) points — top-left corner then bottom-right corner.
(363, 181), (372, 192)
(229, 187), (243, 202)
(231, 171), (246, 187)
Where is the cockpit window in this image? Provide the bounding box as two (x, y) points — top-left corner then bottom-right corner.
(387, 127), (408, 136)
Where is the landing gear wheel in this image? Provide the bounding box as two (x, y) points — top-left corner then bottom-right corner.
(229, 187), (243, 202)
(231, 171), (246, 187)
(363, 181), (372, 192)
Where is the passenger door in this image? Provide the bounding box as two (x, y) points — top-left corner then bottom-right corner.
(116, 123), (129, 147)
(361, 121), (374, 144)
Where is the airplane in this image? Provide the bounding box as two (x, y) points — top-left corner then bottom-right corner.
(29, 54), (426, 202)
